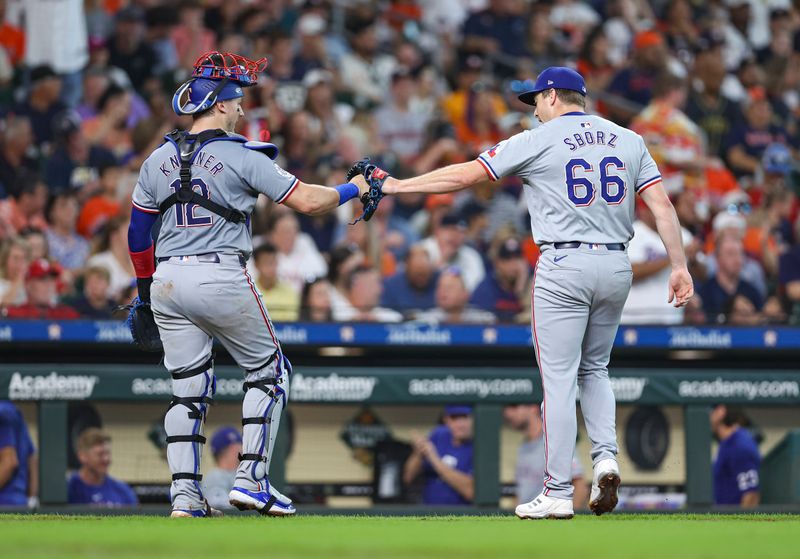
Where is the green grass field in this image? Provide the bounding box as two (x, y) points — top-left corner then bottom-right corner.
(0, 514), (798, 559)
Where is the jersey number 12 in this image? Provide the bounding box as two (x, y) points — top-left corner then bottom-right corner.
(565, 156), (626, 207)
(168, 178), (213, 228)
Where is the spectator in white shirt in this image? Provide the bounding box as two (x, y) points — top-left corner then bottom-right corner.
(267, 212), (327, 295)
(622, 203), (694, 324)
(333, 265), (402, 323)
(416, 267), (495, 324)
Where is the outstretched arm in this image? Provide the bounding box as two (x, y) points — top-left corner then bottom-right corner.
(639, 182), (693, 307)
(382, 161), (488, 196)
(282, 176), (369, 216)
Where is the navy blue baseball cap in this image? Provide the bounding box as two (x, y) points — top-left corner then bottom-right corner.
(518, 67), (587, 106)
(210, 426), (242, 457)
(444, 405), (473, 417)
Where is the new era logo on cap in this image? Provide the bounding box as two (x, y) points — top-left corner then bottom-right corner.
(547, 80), (554, 85)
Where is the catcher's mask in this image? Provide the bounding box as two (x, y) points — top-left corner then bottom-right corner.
(172, 51), (268, 116)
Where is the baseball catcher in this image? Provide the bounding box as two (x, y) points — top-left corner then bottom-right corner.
(126, 51), (369, 517)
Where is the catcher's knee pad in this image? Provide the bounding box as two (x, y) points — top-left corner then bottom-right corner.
(165, 354), (216, 505)
(236, 351), (290, 485)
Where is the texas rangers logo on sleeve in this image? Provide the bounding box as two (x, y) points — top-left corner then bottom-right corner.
(487, 143), (501, 158)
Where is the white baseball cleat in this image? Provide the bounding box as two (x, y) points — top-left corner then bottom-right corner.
(170, 501), (223, 518)
(229, 481), (296, 516)
(515, 493), (574, 520)
(589, 458), (620, 516)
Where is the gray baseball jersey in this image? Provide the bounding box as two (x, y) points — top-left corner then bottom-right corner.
(132, 138), (299, 258)
(476, 111), (664, 503)
(477, 113), (661, 244)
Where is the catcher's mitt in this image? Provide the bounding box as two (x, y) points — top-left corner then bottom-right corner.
(118, 296), (163, 353)
(346, 157), (389, 224)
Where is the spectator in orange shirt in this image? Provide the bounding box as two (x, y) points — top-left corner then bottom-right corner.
(743, 190), (792, 279)
(0, 0), (24, 66)
(630, 73), (705, 194)
(77, 163), (122, 239)
(441, 55), (507, 137)
(0, 176), (49, 241)
(3, 259), (79, 320)
(454, 83), (503, 156)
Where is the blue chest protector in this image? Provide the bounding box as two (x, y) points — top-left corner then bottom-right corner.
(158, 129), (280, 223)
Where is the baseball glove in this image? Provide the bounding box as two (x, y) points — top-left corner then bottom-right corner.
(346, 157), (389, 224)
(118, 296), (163, 353)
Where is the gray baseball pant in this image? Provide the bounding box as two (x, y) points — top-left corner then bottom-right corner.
(151, 254), (289, 511)
(532, 244), (632, 500)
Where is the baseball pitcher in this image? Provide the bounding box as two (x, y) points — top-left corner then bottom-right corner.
(348, 67), (693, 519)
(125, 51), (368, 517)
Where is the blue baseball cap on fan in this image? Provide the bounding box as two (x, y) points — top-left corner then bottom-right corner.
(210, 426), (242, 457)
(518, 67), (587, 106)
(444, 405), (473, 417)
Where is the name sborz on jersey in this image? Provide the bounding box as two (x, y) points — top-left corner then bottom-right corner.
(159, 151), (225, 177)
(563, 130), (618, 151)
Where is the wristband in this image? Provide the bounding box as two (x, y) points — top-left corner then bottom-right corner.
(335, 183), (360, 206)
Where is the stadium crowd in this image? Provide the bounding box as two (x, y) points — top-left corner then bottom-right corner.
(1, 0), (800, 326)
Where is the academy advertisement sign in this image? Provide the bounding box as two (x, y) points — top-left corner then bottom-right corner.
(677, 378), (800, 401)
(1, 366), (799, 405)
(291, 373), (378, 402)
(408, 376), (534, 399)
(8, 371), (99, 400)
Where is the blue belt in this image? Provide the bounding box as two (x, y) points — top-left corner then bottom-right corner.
(157, 252), (247, 267)
(553, 242), (625, 251)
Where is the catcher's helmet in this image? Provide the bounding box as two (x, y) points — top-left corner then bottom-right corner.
(172, 51), (268, 116)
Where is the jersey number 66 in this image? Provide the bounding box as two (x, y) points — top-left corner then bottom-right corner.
(565, 156), (626, 207)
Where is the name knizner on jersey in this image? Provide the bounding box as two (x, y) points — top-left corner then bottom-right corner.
(386, 324), (452, 345)
(159, 150), (224, 176)
(668, 328), (733, 349)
